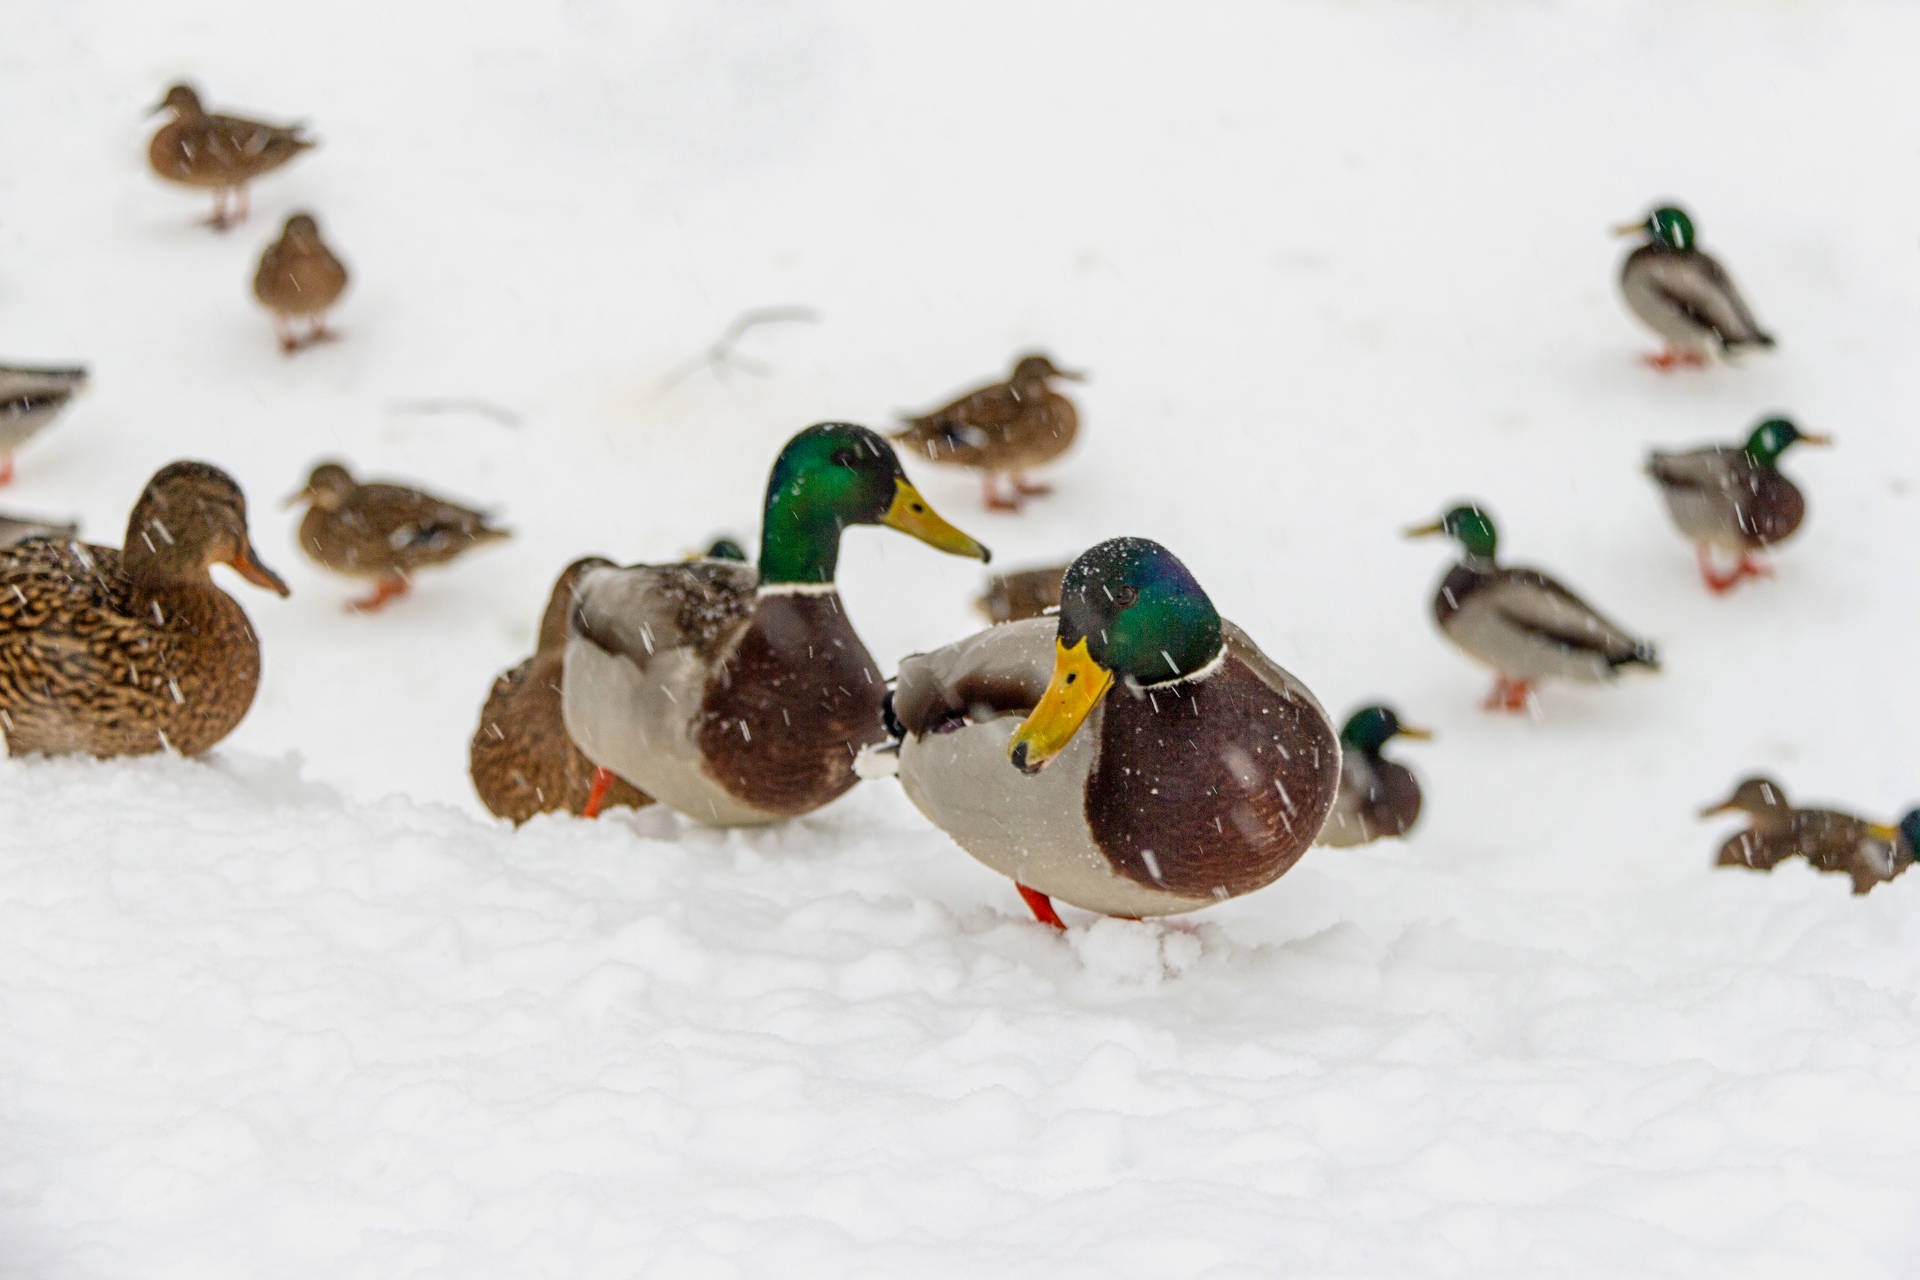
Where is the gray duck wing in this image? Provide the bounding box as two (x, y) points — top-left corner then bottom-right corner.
(891, 617), (1056, 736)
(1487, 569), (1654, 666)
(568, 559), (759, 677)
(1643, 252), (1772, 348)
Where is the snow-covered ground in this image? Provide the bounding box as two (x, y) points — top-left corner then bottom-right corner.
(4, 1), (1920, 1274)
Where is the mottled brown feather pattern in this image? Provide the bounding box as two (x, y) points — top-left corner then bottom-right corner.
(0, 539), (262, 757)
(297, 469), (508, 580)
(1085, 655), (1340, 899)
(148, 90), (313, 191)
(695, 592), (885, 816)
(975, 564), (1066, 623)
(254, 218), (349, 318)
(896, 360), (1079, 473)
(1717, 809), (1906, 896)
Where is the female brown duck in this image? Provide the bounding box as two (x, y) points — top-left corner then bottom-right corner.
(470, 557), (651, 824)
(147, 83), (315, 230)
(0, 461), (288, 757)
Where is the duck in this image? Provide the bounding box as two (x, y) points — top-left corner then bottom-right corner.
(0, 460), (287, 757)
(870, 536), (1339, 928)
(0, 364), (87, 485)
(286, 461), (509, 612)
(974, 562), (1067, 624)
(1701, 776), (1907, 896)
(894, 353), (1082, 511)
(0, 511), (78, 548)
(562, 422), (990, 827)
(1407, 503), (1659, 712)
(253, 213), (350, 353)
(1316, 704), (1430, 848)
(147, 83), (315, 230)
(1615, 204), (1774, 370)
(1647, 417), (1828, 594)
(470, 558), (651, 824)
(698, 536), (748, 562)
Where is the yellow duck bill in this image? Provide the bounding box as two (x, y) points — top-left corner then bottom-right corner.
(1008, 637), (1114, 775)
(882, 480), (991, 562)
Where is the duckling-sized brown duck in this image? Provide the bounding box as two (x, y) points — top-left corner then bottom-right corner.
(147, 83), (315, 230)
(894, 353), (1082, 511)
(0, 461), (287, 757)
(287, 461), (509, 613)
(0, 364), (87, 486)
(470, 558), (651, 824)
(1647, 418), (1828, 594)
(253, 213), (349, 353)
(975, 562), (1068, 623)
(1317, 705), (1431, 848)
(1702, 776), (1906, 896)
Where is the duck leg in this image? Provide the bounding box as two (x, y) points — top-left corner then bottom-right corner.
(0, 454), (13, 486)
(981, 473), (1021, 512)
(307, 316), (339, 346)
(1015, 884), (1067, 930)
(582, 767), (616, 819)
(234, 184), (250, 225)
(1642, 348), (1708, 371)
(1482, 676), (1534, 713)
(1697, 544), (1742, 594)
(348, 575), (410, 613)
(1735, 553), (1775, 584)
(273, 315), (300, 355)
(203, 188), (236, 231)
(1012, 473), (1052, 498)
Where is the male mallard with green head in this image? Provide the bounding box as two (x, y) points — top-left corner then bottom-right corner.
(0, 364), (87, 486)
(253, 213), (350, 354)
(1702, 776), (1907, 896)
(1647, 417), (1828, 594)
(1317, 704), (1431, 848)
(470, 558), (651, 824)
(286, 461), (509, 612)
(0, 461), (288, 757)
(562, 422), (990, 827)
(1407, 503), (1658, 712)
(894, 353), (1083, 511)
(872, 537), (1339, 928)
(1615, 204), (1774, 370)
(147, 83), (315, 230)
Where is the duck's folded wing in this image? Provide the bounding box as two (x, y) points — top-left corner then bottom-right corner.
(568, 559), (758, 674)
(358, 484), (506, 550)
(891, 617), (1055, 736)
(1488, 569), (1648, 661)
(1647, 446), (1737, 490)
(1642, 253), (1771, 347)
(0, 542), (134, 685)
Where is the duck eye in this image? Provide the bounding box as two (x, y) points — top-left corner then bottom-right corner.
(1110, 584), (1138, 607)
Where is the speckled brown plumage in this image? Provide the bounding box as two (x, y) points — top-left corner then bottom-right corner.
(289, 461), (508, 611)
(0, 461), (288, 758)
(1705, 776), (1907, 896)
(253, 213), (349, 353)
(470, 558), (650, 823)
(975, 563), (1066, 623)
(894, 353), (1081, 510)
(147, 83), (314, 229)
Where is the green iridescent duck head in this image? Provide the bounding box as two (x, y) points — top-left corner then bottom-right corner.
(757, 423), (990, 586)
(1614, 204), (1696, 251)
(1742, 417), (1832, 468)
(1405, 502), (1499, 562)
(1008, 537), (1224, 774)
(1339, 704), (1434, 757)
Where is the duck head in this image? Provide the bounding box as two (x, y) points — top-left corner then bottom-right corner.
(1405, 502), (1499, 562)
(1614, 204), (1696, 251)
(758, 422), (989, 585)
(1699, 775), (1792, 820)
(1743, 418), (1831, 468)
(151, 83), (203, 118)
(284, 461), (356, 513)
(1008, 537), (1223, 775)
(1009, 352), (1084, 384)
(1340, 704), (1433, 757)
(124, 460), (288, 597)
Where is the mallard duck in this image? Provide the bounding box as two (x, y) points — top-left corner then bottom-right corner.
(0, 511), (78, 547)
(562, 422), (990, 827)
(286, 461), (509, 612)
(894, 353), (1082, 511)
(147, 83), (314, 230)
(1647, 417), (1828, 594)
(1407, 503), (1659, 712)
(470, 557), (652, 824)
(1701, 776), (1906, 896)
(974, 562), (1067, 623)
(1316, 704), (1430, 848)
(253, 213), (349, 353)
(0, 364), (87, 485)
(1615, 204), (1774, 370)
(0, 460), (287, 757)
(871, 537), (1339, 927)
(699, 537), (748, 562)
